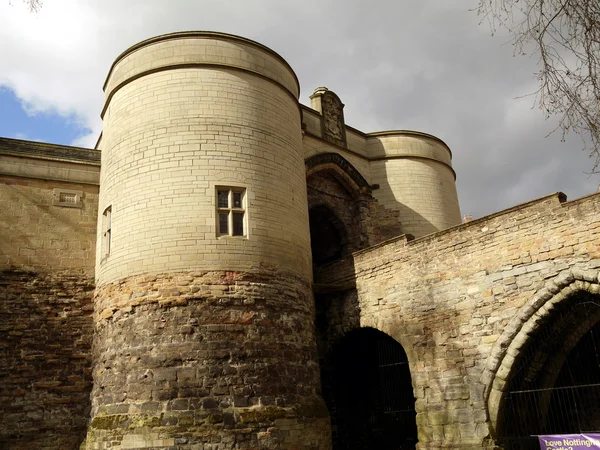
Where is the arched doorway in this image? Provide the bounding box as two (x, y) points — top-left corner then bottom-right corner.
(309, 205), (347, 267)
(305, 153), (412, 448)
(322, 328), (418, 450)
(497, 289), (600, 449)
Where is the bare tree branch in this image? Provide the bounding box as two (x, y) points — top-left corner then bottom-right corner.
(25, 0), (41, 12)
(7, 0), (42, 12)
(477, 0), (600, 171)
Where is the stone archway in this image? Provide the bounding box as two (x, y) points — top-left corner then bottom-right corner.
(484, 268), (600, 448)
(323, 327), (418, 450)
(305, 153), (372, 195)
(306, 153), (372, 257)
(305, 153), (403, 255)
(309, 205), (348, 267)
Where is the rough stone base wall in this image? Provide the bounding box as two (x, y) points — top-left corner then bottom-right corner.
(315, 289), (360, 360)
(84, 270), (331, 449)
(314, 289), (360, 448)
(0, 269), (94, 450)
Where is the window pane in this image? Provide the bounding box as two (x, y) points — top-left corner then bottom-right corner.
(219, 213), (229, 234)
(233, 192), (242, 208)
(217, 190), (229, 208)
(233, 213), (244, 236)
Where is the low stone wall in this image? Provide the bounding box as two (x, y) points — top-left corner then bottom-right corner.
(0, 269), (95, 449)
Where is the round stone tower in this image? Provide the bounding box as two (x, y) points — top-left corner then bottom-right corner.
(367, 131), (461, 238)
(84, 32), (330, 449)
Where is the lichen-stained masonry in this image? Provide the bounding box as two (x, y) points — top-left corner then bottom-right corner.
(0, 31), (599, 450)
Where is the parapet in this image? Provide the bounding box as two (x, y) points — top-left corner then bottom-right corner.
(102, 31), (300, 118)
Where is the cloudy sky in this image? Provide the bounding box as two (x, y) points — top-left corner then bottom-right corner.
(1, 0), (598, 219)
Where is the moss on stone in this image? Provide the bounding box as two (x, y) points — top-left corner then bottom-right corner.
(177, 415), (194, 427)
(90, 414), (127, 430)
(205, 412), (224, 424)
(90, 414), (161, 430)
(128, 414), (161, 428)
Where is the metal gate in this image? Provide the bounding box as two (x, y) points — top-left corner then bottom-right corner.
(502, 384), (600, 449)
(326, 328), (417, 450)
(499, 298), (600, 449)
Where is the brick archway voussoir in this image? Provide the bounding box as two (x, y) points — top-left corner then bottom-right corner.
(482, 267), (600, 434)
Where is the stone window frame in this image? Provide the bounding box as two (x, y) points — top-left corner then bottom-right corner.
(216, 187), (247, 238)
(101, 205), (112, 259)
(52, 188), (83, 208)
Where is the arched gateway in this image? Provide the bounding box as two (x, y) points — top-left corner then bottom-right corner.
(487, 269), (600, 449)
(324, 328), (418, 449)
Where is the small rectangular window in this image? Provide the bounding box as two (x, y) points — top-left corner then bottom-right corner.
(102, 206), (112, 259)
(53, 188), (83, 208)
(60, 192), (77, 203)
(232, 212), (244, 236)
(219, 213), (229, 234)
(217, 190), (229, 208)
(216, 187), (246, 237)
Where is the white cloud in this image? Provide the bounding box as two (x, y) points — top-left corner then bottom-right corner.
(0, 0), (598, 218)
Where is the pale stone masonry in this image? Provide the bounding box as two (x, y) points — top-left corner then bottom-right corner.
(317, 192), (600, 447)
(0, 31), (599, 450)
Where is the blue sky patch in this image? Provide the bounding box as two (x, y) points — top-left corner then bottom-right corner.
(0, 87), (91, 146)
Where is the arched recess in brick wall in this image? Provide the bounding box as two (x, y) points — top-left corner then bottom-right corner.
(306, 153), (403, 255)
(483, 267), (600, 447)
(309, 205), (348, 266)
(305, 153), (371, 196)
(306, 153), (372, 259)
(320, 327), (418, 450)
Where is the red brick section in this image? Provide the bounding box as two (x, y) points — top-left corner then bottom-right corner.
(317, 192), (600, 449)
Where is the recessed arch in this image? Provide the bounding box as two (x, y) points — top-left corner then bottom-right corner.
(306, 162), (367, 260)
(484, 268), (600, 442)
(305, 152), (371, 198)
(321, 326), (418, 450)
(309, 204), (348, 266)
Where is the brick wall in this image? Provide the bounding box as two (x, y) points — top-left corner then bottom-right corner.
(0, 150), (99, 449)
(0, 175), (98, 273)
(99, 39), (309, 284)
(88, 32), (331, 449)
(83, 269), (330, 449)
(0, 269), (94, 449)
(319, 192), (600, 448)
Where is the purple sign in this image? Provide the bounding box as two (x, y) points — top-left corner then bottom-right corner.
(539, 434), (600, 449)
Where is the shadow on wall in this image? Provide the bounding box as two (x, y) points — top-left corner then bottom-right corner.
(367, 135), (461, 237)
(372, 161), (440, 238)
(0, 269), (94, 450)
